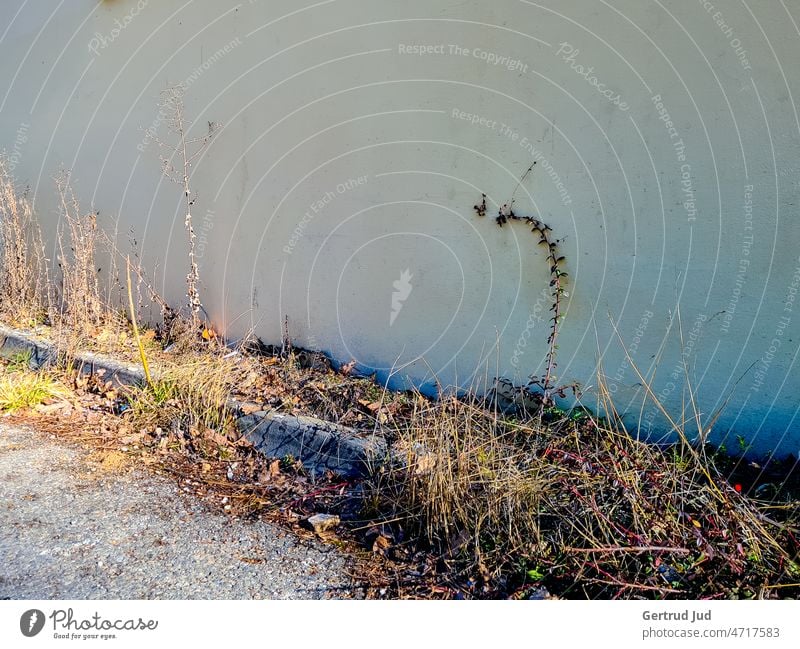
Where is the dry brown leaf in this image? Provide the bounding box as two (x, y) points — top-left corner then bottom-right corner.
(372, 534), (392, 555)
(34, 401), (70, 414)
(269, 459), (280, 478)
(119, 432), (145, 445)
(203, 429), (232, 448)
(238, 401), (262, 416)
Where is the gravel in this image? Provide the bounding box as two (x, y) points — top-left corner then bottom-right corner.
(0, 421), (358, 599)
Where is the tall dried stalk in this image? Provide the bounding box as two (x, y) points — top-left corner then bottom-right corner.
(127, 255), (153, 388)
(55, 174), (103, 335)
(154, 86), (219, 334)
(0, 157), (49, 323)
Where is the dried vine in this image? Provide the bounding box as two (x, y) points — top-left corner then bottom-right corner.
(474, 176), (574, 405)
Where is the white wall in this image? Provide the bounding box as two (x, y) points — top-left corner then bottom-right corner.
(2, 0), (799, 455)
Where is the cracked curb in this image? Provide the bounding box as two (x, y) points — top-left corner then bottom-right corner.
(0, 324), (388, 479)
(237, 410), (386, 478)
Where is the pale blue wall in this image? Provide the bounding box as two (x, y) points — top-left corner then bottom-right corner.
(1, 0), (799, 456)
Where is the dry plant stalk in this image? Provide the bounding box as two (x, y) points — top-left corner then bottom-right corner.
(55, 174), (103, 335)
(154, 85), (219, 334)
(98, 228), (179, 342)
(0, 157), (49, 323)
(126, 255), (153, 388)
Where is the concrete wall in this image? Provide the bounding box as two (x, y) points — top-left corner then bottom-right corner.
(2, 0), (799, 455)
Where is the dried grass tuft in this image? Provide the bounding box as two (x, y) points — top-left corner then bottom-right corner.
(0, 157), (50, 324)
(371, 372), (800, 599)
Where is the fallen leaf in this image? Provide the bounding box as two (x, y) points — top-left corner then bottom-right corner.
(372, 534), (392, 555)
(119, 432), (145, 445)
(204, 429), (232, 447)
(238, 401), (262, 416)
(34, 401), (70, 414)
(269, 459), (280, 478)
(414, 453), (436, 475)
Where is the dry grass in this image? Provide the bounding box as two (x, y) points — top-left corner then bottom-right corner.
(124, 354), (238, 435)
(1, 161), (134, 352)
(0, 157), (50, 325)
(371, 378), (800, 599)
(54, 174), (104, 336)
(379, 395), (547, 570)
(0, 162), (183, 367)
(2, 144), (797, 600)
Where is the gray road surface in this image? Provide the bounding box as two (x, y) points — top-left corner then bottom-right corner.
(0, 421), (357, 599)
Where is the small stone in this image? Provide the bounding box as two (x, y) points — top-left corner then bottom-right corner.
(527, 586), (551, 600)
(305, 513), (340, 534)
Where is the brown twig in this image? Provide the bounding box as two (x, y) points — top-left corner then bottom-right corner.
(566, 546), (693, 555)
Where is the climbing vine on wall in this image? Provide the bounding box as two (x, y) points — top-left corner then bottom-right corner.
(474, 165), (577, 407)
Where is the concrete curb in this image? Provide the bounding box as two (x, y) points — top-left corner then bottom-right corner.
(0, 324), (388, 479)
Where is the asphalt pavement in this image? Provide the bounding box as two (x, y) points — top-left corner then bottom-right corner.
(0, 421), (357, 599)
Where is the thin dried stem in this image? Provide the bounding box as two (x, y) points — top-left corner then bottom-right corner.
(152, 85), (219, 334)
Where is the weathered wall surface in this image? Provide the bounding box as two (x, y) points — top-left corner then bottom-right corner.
(2, 1), (799, 455)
